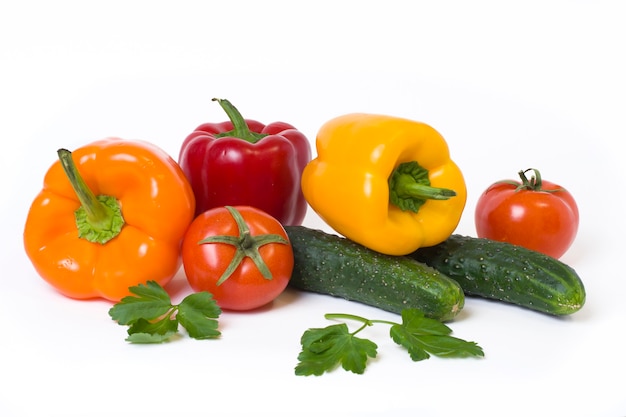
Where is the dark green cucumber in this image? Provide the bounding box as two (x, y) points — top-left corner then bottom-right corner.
(284, 226), (465, 321)
(409, 234), (586, 315)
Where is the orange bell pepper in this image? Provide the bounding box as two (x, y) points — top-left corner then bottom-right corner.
(23, 138), (196, 302)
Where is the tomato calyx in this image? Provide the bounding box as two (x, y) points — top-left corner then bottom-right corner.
(497, 168), (564, 194)
(197, 206), (289, 285)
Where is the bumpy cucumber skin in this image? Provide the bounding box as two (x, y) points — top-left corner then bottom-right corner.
(409, 235), (586, 315)
(284, 226), (465, 322)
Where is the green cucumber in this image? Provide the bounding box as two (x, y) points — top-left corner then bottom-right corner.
(409, 234), (586, 315)
(284, 226), (465, 322)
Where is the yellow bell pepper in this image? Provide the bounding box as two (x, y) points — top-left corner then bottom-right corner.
(301, 113), (467, 256)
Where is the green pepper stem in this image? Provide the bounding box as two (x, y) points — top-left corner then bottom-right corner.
(57, 149), (124, 244)
(388, 161), (456, 213)
(393, 175), (457, 200)
(58, 149), (105, 220)
(212, 98), (268, 144)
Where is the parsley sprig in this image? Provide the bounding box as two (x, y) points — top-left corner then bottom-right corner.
(108, 280), (222, 343)
(295, 309), (484, 376)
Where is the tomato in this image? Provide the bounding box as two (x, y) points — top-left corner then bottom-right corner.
(474, 168), (579, 259)
(181, 205), (294, 311)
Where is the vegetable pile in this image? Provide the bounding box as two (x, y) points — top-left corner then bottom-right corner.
(23, 98), (586, 376)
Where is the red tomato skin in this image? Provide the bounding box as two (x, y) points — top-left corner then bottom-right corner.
(181, 206), (294, 311)
(475, 180), (578, 259)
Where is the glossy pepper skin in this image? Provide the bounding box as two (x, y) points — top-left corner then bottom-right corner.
(23, 138), (196, 302)
(178, 98), (311, 225)
(302, 113), (467, 256)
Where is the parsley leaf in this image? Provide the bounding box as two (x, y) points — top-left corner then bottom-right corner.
(177, 292), (222, 339)
(295, 309), (484, 376)
(126, 318), (179, 343)
(108, 281), (222, 343)
(296, 324), (377, 376)
(399, 308), (452, 335)
(390, 309), (484, 360)
(108, 280), (172, 325)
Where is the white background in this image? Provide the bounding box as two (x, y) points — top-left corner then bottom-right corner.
(2, 1), (625, 416)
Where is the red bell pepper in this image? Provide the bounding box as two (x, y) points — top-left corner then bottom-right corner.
(178, 98), (311, 225)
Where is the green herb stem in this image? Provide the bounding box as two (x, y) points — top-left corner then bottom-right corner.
(325, 313), (398, 328)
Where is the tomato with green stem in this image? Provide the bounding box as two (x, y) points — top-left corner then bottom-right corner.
(182, 205), (294, 311)
(474, 168), (578, 259)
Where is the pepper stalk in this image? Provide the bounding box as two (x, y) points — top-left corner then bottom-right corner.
(388, 161), (457, 212)
(57, 148), (124, 244)
(212, 98), (268, 144)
